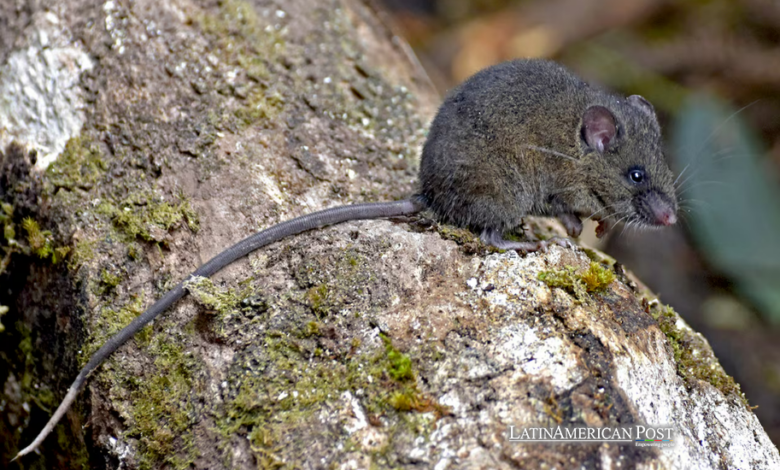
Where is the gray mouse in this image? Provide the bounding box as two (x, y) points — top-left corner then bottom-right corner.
(15, 58), (677, 459)
(419, 59), (677, 249)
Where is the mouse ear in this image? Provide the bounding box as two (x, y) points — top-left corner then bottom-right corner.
(628, 95), (656, 117)
(582, 106), (617, 153)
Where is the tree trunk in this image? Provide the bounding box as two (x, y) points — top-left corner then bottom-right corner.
(0, 0), (777, 469)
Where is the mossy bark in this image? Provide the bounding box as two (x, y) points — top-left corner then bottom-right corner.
(0, 1), (778, 469)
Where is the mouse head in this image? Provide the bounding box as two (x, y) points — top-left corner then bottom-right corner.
(578, 95), (678, 228)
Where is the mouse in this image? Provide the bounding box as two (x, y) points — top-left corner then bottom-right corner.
(418, 59), (677, 249)
(14, 58), (677, 460)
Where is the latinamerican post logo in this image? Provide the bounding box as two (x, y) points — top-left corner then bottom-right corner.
(508, 425), (675, 448)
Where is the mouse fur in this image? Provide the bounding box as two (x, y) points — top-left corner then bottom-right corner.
(417, 59), (678, 247)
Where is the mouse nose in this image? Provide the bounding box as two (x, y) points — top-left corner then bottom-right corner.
(640, 190), (677, 226)
(653, 205), (677, 226)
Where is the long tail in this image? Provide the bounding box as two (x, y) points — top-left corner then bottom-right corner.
(13, 199), (421, 460)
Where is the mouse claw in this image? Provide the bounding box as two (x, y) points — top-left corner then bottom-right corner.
(547, 236), (576, 250)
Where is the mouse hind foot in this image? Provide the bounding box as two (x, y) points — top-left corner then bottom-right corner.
(480, 228), (573, 253)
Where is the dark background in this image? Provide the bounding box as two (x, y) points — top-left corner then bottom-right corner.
(378, 0), (780, 447)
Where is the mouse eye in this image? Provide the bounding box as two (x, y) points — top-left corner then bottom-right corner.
(628, 168), (646, 184)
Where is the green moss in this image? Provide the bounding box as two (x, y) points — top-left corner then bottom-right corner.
(2, 203), (14, 241)
(247, 426), (285, 469)
(96, 193), (199, 243)
(3, 223), (15, 241)
(581, 248), (603, 263)
(0, 305), (7, 333)
(21, 217), (70, 263)
(538, 262), (615, 301)
(17, 328), (35, 395)
(199, 0), (285, 66)
(293, 249), (374, 317)
(437, 225), (480, 246)
(432, 224), (499, 255)
(305, 284), (329, 316)
(234, 89), (285, 127)
(127, 242), (143, 261)
(303, 321), (320, 338)
(100, 269), (122, 291)
(197, 0), (286, 129)
(580, 262), (615, 291)
(216, 332), (444, 466)
(183, 275), (250, 316)
(183, 275), (260, 340)
(81, 295), (151, 363)
(46, 136), (107, 190)
(651, 304), (748, 406)
(382, 334), (414, 381)
(0, 203), (16, 278)
(0, 202), (12, 217)
(2, 321), (90, 464)
(55, 423), (90, 470)
(119, 335), (201, 469)
(22, 217), (49, 258)
(69, 239), (98, 270)
(378, 336), (445, 414)
(387, 390), (416, 411)
(386, 387), (439, 413)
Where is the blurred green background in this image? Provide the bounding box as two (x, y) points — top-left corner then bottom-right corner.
(379, 0), (780, 446)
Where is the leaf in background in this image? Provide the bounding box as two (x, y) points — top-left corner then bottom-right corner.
(672, 94), (780, 323)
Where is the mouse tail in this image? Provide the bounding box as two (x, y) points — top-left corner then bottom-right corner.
(13, 198), (422, 461)
(195, 198), (424, 277)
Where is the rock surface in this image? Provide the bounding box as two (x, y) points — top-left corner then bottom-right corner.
(0, 0), (777, 469)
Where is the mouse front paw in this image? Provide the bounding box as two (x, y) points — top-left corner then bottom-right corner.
(595, 219), (611, 239)
(547, 236), (576, 250)
(557, 214), (583, 238)
(529, 236), (576, 253)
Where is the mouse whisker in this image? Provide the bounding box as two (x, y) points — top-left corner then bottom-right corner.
(611, 212), (633, 230)
(618, 218), (634, 238)
(674, 146), (733, 188)
(586, 202), (621, 220)
(674, 150), (746, 191)
(620, 220), (637, 237)
(677, 180), (730, 197)
(673, 162), (692, 187)
(708, 146), (735, 157)
(674, 163), (718, 191)
(677, 210), (693, 229)
(675, 101), (758, 195)
(711, 152), (752, 163)
(588, 200), (628, 221)
(697, 146), (739, 164)
(681, 99), (759, 166)
(674, 167), (702, 191)
(678, 198), (711, 210)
